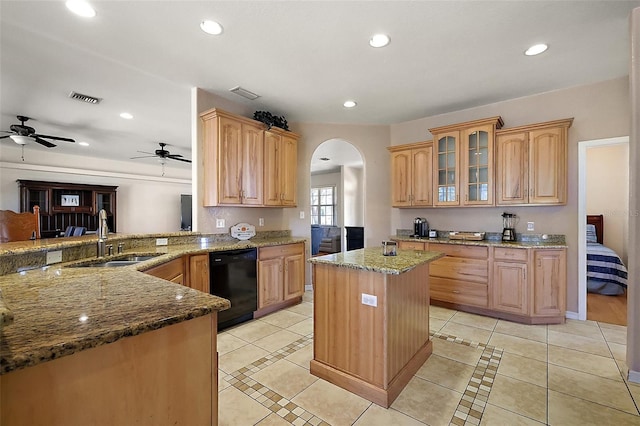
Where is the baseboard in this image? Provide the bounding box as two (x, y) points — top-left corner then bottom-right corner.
(628, 369), (640, 384)
(565, 311), (579, 320)
(304, 284), (313, 292)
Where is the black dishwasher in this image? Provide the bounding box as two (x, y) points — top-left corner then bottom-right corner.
(209, 248), (257, 330)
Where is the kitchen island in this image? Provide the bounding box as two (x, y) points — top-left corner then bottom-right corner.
(308, 247), (443, 408)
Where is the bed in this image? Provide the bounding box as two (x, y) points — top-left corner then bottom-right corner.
(586, 214), (628, 295)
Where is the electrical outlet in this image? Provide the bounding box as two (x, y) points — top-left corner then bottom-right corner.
(216, 218), (225, 228)
(299, 211), (305, 219)
(46, 250), (62, 265)
(527, 222), (535, 231)
(259, 218), (264, 226)
(156, 238), (168, 246)
(361, 293), (378, 307)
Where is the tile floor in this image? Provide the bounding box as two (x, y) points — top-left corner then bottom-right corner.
(218, 292), (640, 425)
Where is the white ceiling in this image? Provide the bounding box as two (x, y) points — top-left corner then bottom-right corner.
(1, 1), (638, 168)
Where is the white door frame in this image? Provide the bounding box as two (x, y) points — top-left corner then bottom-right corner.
(577, 136), (629, 320)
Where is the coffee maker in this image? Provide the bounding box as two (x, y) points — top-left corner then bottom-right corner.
(501, 212), (517, 242)
(413, 217), (429, 238)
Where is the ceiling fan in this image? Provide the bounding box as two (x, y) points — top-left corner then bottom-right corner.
(1, 115), (75, 148)
(131, 142), (192, 163)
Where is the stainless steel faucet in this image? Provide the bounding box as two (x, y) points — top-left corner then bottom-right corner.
(97, 209), (109, 257)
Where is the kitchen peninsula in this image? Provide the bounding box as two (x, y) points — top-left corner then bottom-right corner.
(308, 247), (444, 408)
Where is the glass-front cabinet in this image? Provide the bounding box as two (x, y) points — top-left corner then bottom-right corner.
(462, 124), (496, 205)
(435, 131), (459, 206)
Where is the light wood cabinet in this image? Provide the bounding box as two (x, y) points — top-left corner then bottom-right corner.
(397, 241), (426, 250)
(388, 142), (433, 207)
(532, 249), (566, 317)
(496, 119), (572, 205)
(432, 130), (460, 206)
(492, 247), (528, 315)
(264, 130), (298, 206)
(144, 257), (185, 285)
(257, 243), (305, 313)
(186, 254), (210, 293)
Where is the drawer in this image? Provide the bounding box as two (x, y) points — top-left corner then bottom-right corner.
(430, 257), (488, 283)
(398, 241), (425, 251)
(259, 243), (304, 260)
(494, 247), (528, 262)
(429, 243), (488, 259)
(430, 277), (488, 307)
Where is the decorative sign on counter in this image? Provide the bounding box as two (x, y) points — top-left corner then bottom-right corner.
(230, 222), (256, 240)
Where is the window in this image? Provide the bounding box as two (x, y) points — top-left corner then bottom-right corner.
(310, 186), (336, 225)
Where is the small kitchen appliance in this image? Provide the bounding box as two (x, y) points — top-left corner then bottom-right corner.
(502, 212), (518, 242)
(413, 217), (429, 238)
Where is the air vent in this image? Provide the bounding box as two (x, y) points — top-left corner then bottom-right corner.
(229, 86), (260, 100)
(68, 91), (102, 104)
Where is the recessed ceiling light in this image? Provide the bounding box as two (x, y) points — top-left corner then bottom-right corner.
(120, 112), (133, 120)
(200, 20), (224, 35)
(369, 34), (390, 48)
(525, 43), (548, 56)
(78, 141), (90, 147)
(65, 0), (96, 18)
(343, 100), (357, 108)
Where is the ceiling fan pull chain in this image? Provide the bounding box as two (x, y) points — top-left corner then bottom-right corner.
(21, 145), (25, 161)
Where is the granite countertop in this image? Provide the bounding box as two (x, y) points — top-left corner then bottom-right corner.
(392, 236), (568, 249)
(0, 235), (305, 375)
(308, 247), (444, 275)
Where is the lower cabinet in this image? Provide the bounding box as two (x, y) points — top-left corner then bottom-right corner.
(144, 257), (185, 285)
(144, 254), (210, 292)
(257, 243), (305, 313)
(492, 248), (528, 315)
(532, 249), (566, 317)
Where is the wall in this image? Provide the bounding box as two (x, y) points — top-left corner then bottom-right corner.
(343, 166), (364, 227)
(586, 143), (629, 263)
(390, 77), (630, 314)
(0, 145), (191, 234)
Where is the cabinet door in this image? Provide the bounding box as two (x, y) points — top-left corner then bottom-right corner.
(144, 257), (185, 283)
(280, 134), (298, 206)
(218, 117), (244, 205)
(434, 131), (460, 206)
(241, 124), (264, 205)
(390, 149), (412, 207)
(533, 249), (566, 316)
(188, 254), (210, 293)
(462, 124), (494, 205)
(398, 241), (425, 251)
(283, 253), (305, 300)
(258, 258), (283, 308)
(263, 132), (281, 206)
(496, 132), (529, 205)
(529, 127), (566, 205)
(492, 261), (528, 315)
(412, 145), (433, 206)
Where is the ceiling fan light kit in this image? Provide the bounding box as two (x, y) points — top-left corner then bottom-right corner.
(9, 135), (31, 145)
(1, 116), (76, 150)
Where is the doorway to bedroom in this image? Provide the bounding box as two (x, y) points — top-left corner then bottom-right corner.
(578, 137), (629, 325)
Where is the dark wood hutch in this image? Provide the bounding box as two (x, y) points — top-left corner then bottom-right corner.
(18, 180), (117, 238)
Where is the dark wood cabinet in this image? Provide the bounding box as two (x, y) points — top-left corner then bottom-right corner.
(18, 180), (117, 237)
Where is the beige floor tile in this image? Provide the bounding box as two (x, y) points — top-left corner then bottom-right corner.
(548, 330), (610, 357)
(450, 311), (498, 331)
(429, 305), (457, 321)
(218, 344), (270, 374)
(353, 404), (425, 426)
(628, 381), (640, 406)
(599, 321), (627, 332)
(302, 291), (314, 302)
(548, 318), (604, 340)
(255, 413), (291, 425)
(218, 373), (231, 392)
(251, 359), (318, 400)
(497, 352), (548, 387)
(548, 364), (638, 414)
(548, 345), (621, 380)
(218, 386), (271, 426)
(432, 338), (484, 366)
(415, 354), (475, 393)
(480, 403), (546, 425)
(487, 374), (547, 423)
(391, 377), (461, 426)
(285, 301), (314, 317)
(548, 389), (640, 425)
(488, 332), (548, 362)
(292, 379), (371, 425)
(608, 341), (627, 361)
(601, 325), (627, 345)
(493, 320), (547, 343)
(439, 322), (493, 344)
(227, 320), (281, 343)
(430, 317), (447, 333)
(285, 343), (313, 370)
(287, 317), (313, 336)
(217, 332), (249, 355)
(252, 329), (303, 352)
(260, 309), (308, 328)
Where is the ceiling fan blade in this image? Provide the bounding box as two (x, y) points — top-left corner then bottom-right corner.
(169, 157), (192, 163)
(136, 150), (154, 155)
(34, 133), (75, 143)
(34, 136), (57, 148)
(130, 155), (157, 159)
(0, 135), (12, 140)
(167, 154), (184, 158)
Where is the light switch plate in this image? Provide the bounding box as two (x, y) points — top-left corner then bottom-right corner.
(216, 218), (225, 228)
(527, 222), (535, 231)
(299, 211), (305, 219)
(259, 218), (264, 226)
(46, 250), (62, 265)
(361, 293), (378, 307)
(156, 238), (168, 246)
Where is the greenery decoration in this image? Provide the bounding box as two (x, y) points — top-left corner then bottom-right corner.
(253, 111), (289, 131)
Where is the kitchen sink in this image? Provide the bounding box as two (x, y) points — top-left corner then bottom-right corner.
(67, 254), (162, 268)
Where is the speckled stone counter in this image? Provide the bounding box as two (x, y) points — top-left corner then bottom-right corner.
(308, 247), (444, 275)
(392, 235), (567, 249)
(0, 233), (306, 374)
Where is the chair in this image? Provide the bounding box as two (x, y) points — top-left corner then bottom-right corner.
(72, 226), (86, 236)
(64, 226), (76, 237)
(0, 206), (41, 243)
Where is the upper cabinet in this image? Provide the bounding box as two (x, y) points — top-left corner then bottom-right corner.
(429, 117), (503, 207)
(201, 108), (299, 208)
(388, 141), (433, 207)
(496, 119), (572, 206)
